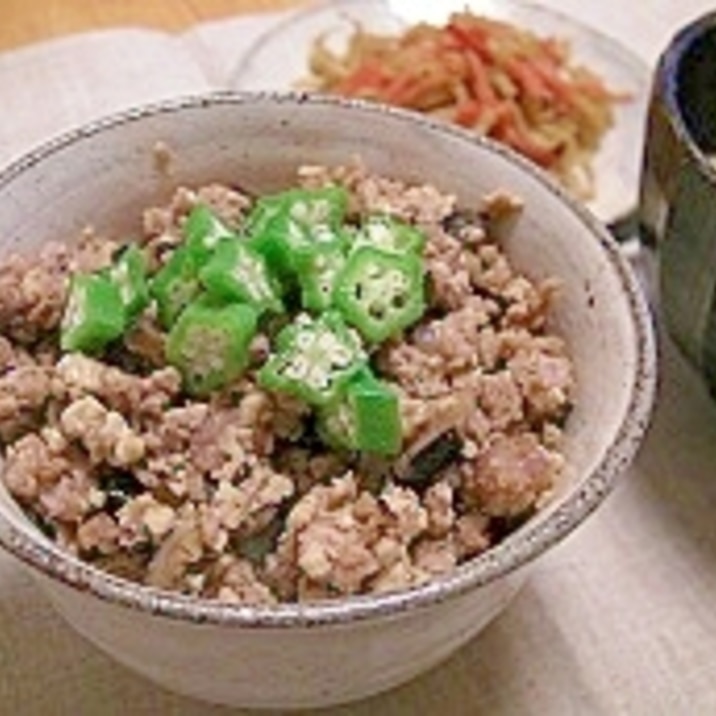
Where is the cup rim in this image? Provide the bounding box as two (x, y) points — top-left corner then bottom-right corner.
(658, 11), (716, 179)
(0, 91), (657, 629)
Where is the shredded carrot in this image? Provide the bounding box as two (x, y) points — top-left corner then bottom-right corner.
(454, 98), (483, 127)
(334, 60), (388, 95)
(306, 11), (626, 200)
(465, 50), (498, 106)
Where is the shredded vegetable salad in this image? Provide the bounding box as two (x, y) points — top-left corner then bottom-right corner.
(308, 11), (625, 199)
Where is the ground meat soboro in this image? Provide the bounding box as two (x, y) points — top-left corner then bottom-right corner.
(0, 162), (574, 605)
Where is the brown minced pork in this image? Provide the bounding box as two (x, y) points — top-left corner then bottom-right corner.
(0, 164), (574, 605)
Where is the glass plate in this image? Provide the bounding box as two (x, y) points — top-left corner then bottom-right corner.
(231, 0), (651, 225)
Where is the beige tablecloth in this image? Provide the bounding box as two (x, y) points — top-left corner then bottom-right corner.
(2, 2), (716, 714)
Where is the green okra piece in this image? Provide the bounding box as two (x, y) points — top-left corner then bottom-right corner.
(166, 296), (258, 395)
(60, 273), (126, 354)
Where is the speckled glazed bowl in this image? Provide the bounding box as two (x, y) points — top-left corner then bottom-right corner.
(640, 11), (716, 393)
(0, 93), (655, 709)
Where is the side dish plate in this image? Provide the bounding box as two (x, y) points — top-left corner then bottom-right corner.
(231, 0), (651, 225)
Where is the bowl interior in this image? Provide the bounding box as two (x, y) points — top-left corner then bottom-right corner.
(0, 93), (653, 620)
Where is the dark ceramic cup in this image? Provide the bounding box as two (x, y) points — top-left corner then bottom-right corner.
(640, 11), (716, 392)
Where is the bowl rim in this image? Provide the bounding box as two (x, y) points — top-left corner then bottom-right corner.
(0, 91), (657, 629)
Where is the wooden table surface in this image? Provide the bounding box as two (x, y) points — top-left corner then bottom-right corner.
(0, 0), (303, 50)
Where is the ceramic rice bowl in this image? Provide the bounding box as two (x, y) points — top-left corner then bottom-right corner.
(0, 92), (655, 709)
